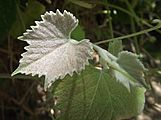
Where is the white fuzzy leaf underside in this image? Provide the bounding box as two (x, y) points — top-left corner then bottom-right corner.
(12, 10), (92, 89)
(117, 51), (147, 87)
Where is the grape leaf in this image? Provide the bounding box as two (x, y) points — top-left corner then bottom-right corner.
(93, 45), (147, 91)
(108, 40), (123, 57)
(12, 10), (93, 89)
(10, 0), (45, 38)
(117, 51), (148, 88)
(71, 25), (85, 41)
(52, 66), (146, 120)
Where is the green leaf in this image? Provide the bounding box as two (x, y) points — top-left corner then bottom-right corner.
(117, 51), (148, 88)
(71, 25), (85, 41)
(93, 45), (147, 91)
(52, 66), (146, 120)
(0, 0), (16, 43)
(23, 0), (45, 26)
(12, 10), (93, 89)
(10, 0), (45, 38)
(108, 40), (123, 57)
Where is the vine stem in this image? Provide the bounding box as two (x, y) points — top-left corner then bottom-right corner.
(95, 23), (161, 45)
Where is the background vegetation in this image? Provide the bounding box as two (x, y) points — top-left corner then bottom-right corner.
(0, 0), (161, 119)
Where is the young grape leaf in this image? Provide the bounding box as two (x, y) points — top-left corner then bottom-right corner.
(117, 51), (148, 88)
(52, 66), (146, 120)
(108, 40), (123, 57)
(93, 45), (147, 91)
(12, 10), (93, 89)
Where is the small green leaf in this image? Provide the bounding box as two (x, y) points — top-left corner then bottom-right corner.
(71, 25), (85, 41)
(117, 51), (148, 88)
(108, 40), (123, 57)
(52, 66), (146, 120)
(10, 0), (45, 38)
(93, 45), (147, 91)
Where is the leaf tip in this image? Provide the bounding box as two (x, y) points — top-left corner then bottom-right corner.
(56, 9), (63, 16)
(11, 69), (19, 76)
(17, 36), (24, 40)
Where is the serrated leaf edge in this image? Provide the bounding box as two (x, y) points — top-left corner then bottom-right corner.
(17, 9), (78, 41)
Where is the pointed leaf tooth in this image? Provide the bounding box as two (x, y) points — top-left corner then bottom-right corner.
(17, 36), (24, 40)
(56, 9), (63, 16)
(63, 10), (68, 14)
(35, 21), (39, 25)
(24, 46), (29, 50)
(26, 29), (32, 32)
(38, 74), (42, 78)
(49, 11), (54, 14)
(23, 32), (28, 36)
(44, 11), (50, 16)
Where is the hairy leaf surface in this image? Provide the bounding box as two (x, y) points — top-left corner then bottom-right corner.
(117, 51), (148, 88)
(12, 10), (92, 89)
(93, 45), (147, 91)
(53, 66), (146, 120)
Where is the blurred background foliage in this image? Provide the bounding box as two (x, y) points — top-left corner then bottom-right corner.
(0, 0), (161, 120)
